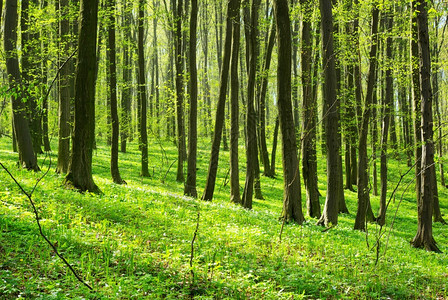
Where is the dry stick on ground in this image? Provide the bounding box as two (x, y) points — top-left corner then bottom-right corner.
(189, 207), (200, 288)
(0, 162), (93, 291)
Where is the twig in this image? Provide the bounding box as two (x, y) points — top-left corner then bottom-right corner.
(190, 207), (200, 287)
(162, 159), (177, 183)
(0, 162), (93, 291)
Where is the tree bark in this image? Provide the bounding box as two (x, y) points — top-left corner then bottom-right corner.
(301, 0), (320, 218)
(317, 0), (341, 227)
(411, 0), (440, 252)
(229, 0), (241, 204)
(201, 0), (238, 201)
(138, 0), (149, 177)
(274, 0), (304, 224)
(64, 0), (99, 192)
(378, 13), (393, 227)
(56, 0), (71, 173)
(175, 0), (186, 182)
(120, 0), (131, 153)
(4, 0), (39, 171)
(184, 0), (198, 197)
(106, 0), (124, 184)
(354, 7), (379, 231)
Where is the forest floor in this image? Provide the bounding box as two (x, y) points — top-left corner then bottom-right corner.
(0, 136), (447, 299)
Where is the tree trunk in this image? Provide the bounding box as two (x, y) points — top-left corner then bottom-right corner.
(411, 15), (422, 205)
(4, 0), (39, 171)
(201, 0), (238, 201)
(242, 0), (261, 209)
(378, 13), (393, 227)
(64, 0), (99, 192)
(354, 6), (379, 231)
(301, 0), (320, 218)
(317, 0), (341, 227)
(138, 0), (149, 177)
(56, 0), (71, 173)
(175, 0), (185, 182)
(107, 0), (124, 184)
(411, 0), (440, 252)
(184, 0), (198, 197)
(229, 0), (241, 204)
(270, 116), (279, 176)
(258, 20), (275, 178)
(120, 0), (131, 153)
(274, 0), (304, 224)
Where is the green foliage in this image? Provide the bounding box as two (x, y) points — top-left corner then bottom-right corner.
(0, 137), (447, 299)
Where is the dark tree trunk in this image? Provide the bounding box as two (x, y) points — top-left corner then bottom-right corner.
(184, 0), (198, 197)
(201, 0), (238, 201)
(201, 0), (211, 137)
(258, 20), (275, 178)
(242, 0), (261, 209)
(4, 0), (38, 171)
(21, 0), (43, 155)
(317, 0), (341, 227)
(229, 0), (241, 204)
(354, 7), (379, 231)
(40, 0), (51, 152)
(411, 16), (422, 205)
(270, 116), (279, 176)
(56, 0), (73, 173)
(106, 0), (124, 184)
(138, 0), (149, 177)
(153, 0), (160, 135)
(411, 0), (440, 252)
(301, 0), (320, 218)
(378, 13), (393, 227)
(175, 0), (186, 182)
(120, 0), (131, 153)
(64, 0), (99, 192)
(274, 0), (304, 224)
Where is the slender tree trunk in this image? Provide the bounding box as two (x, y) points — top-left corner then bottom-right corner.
(411, 0), (440, 252)
(229, 0), (241, 204)
(175, 0), (186, 182)
(317, 0), (341, 227)
(64, 0), (99, 192)
(354, 6), (379, 231)
(258, 20), (275, 178)
(270, 116), (279, 176)
(184, 0), (198, 197)
(107, 0), (124, 184)
(274, 0), (304, 224)
(301, 0), (320, 218)
(202, 0), (238, 201)
(40, 0), (50, 152)
(120, 0), (131, 153)
(56, 0), (71, 173)
(411, 15), (422, 204)
(4, 0), (38, 171)
(138, 0), (149, 177)
(378, 13), (393, 227)
(242, 0), (261, 209)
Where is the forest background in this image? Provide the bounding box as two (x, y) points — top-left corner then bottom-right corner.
(1, 0), (448, 298)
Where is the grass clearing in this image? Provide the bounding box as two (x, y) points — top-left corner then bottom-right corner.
(1, 136), (447, 299)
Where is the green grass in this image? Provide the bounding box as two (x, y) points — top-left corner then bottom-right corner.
(0, 136), (447, 299)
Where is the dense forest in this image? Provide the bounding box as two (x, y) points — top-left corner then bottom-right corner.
(1, 0), (448, 298)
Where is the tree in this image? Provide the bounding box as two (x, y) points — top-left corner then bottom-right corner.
(106, 0), (124, 184)
(184, 0), (198, 197)
(4, 0), (39, 171)
(202, 0), (239, 201)
(274, 0), (304, 224)
(138, 0), (149, 177)
(242, 0), (261, 209)
(317, 0), (341, 227)
(354, 6), (379, 231)
(174, 0), (186, 182)
(378, 12), (393, 226)
(120, 0), (132, 153)
(410, 0), (440, 252)
(229, 0), (242, 204)
(301, 0), (320, 218)
(64, 0), (99, 192)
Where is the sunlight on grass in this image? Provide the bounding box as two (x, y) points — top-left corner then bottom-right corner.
(1, 137), (447, 299)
